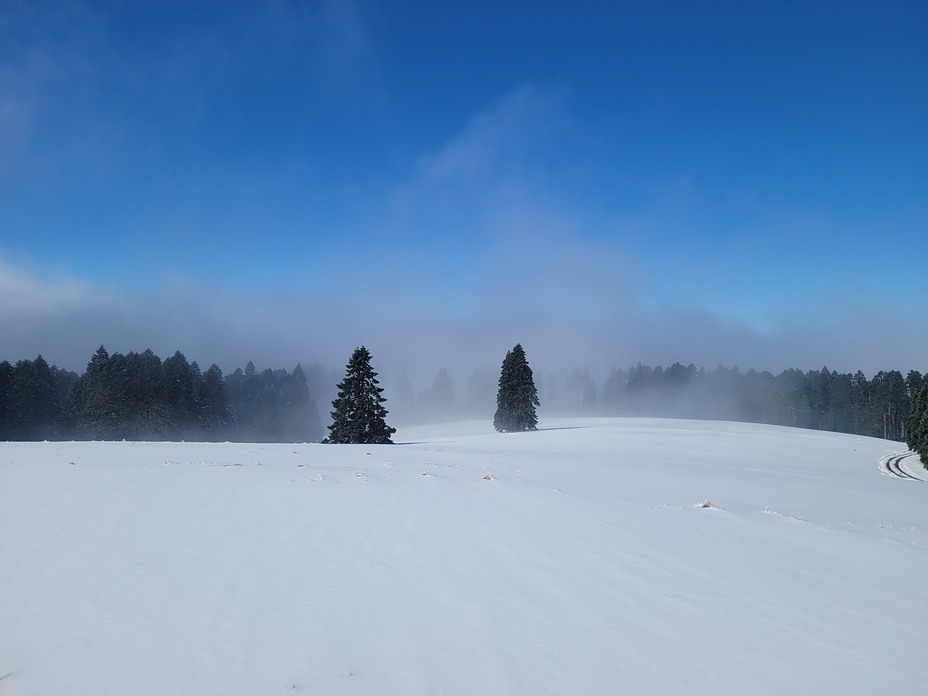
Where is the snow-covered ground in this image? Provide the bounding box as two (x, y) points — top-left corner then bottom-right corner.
(1, 418), (926, 695)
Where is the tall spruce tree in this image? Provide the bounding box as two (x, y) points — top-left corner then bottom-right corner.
(324, 346), (395, 444)
(494, 343), (539, 432)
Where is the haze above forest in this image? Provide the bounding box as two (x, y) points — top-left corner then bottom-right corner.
(1, 3), (926, 385)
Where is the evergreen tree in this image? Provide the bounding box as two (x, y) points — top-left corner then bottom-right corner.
(494, 343), (540, 432)
(805, 366), (833, 430)
(391, 372), (416, 423)
(324, 347), (395, 444)
(848, 370), (871, 433)
(601, 368), (627, 413)
(124, 349), (169, 439)
(252, 367), (286, 440)
(0, 360), (13, 439)
(566, 367), (597, 412)
(870, 370), (907, 440)
(280, 364), (323, 442)
(7, 356), (58, 439)
(163, 351), (201, 432)
(740, 369), (775, 424)
(223, 361), (321, 442)
(905, 385), (928, 465)
(74, 345), (123, 438)
(222, 365), (252, 438)
(200, 363), (233, 440)
(826, 372), (856, 433)
(418, 368), (456, 422)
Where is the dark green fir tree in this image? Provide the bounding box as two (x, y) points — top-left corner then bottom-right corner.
(324, 346), (396, 444)
(905, 385), (928, 465)
(494, 343), (540, 432)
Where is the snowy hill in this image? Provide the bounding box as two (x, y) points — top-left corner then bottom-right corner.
(1, 418), (926, 695)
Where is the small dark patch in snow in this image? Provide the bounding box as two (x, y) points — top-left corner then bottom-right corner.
(879, 523), (918, 532)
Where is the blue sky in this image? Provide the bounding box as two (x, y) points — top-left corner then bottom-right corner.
(1, 0), (926, 381)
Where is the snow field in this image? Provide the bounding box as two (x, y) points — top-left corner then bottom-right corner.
(1, 418), (926, 695)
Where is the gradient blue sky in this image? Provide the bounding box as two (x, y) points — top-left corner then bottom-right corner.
(1, 0), (926, 381)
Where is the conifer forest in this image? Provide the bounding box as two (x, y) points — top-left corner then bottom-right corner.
(1, 347), (927, 464)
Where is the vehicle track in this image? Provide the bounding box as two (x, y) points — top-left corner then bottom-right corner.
(879, 452), (926, 481)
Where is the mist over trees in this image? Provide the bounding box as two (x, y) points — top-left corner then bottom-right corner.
(585, 363), (925, 442)
(387, 360), (927, 452)
(1, 344), (926, 460)
(0, 347), (322, 442)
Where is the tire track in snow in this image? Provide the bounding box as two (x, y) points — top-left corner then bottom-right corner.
(879, 452), (926, 481)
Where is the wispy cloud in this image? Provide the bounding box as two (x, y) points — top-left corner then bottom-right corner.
(376, 84), (575, 299)
(0, 253), (116, 315)
(416, 84), (563, 180)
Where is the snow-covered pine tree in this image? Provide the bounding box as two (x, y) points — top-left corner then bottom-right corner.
(494, 343), (539, 432)
(324, 346), (396, 444)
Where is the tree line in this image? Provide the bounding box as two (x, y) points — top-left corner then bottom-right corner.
(394, 361), (927, 446)
(590, 363), (925, 443)
(1, 346), (927, 460)
(0, 346), (322, 442)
